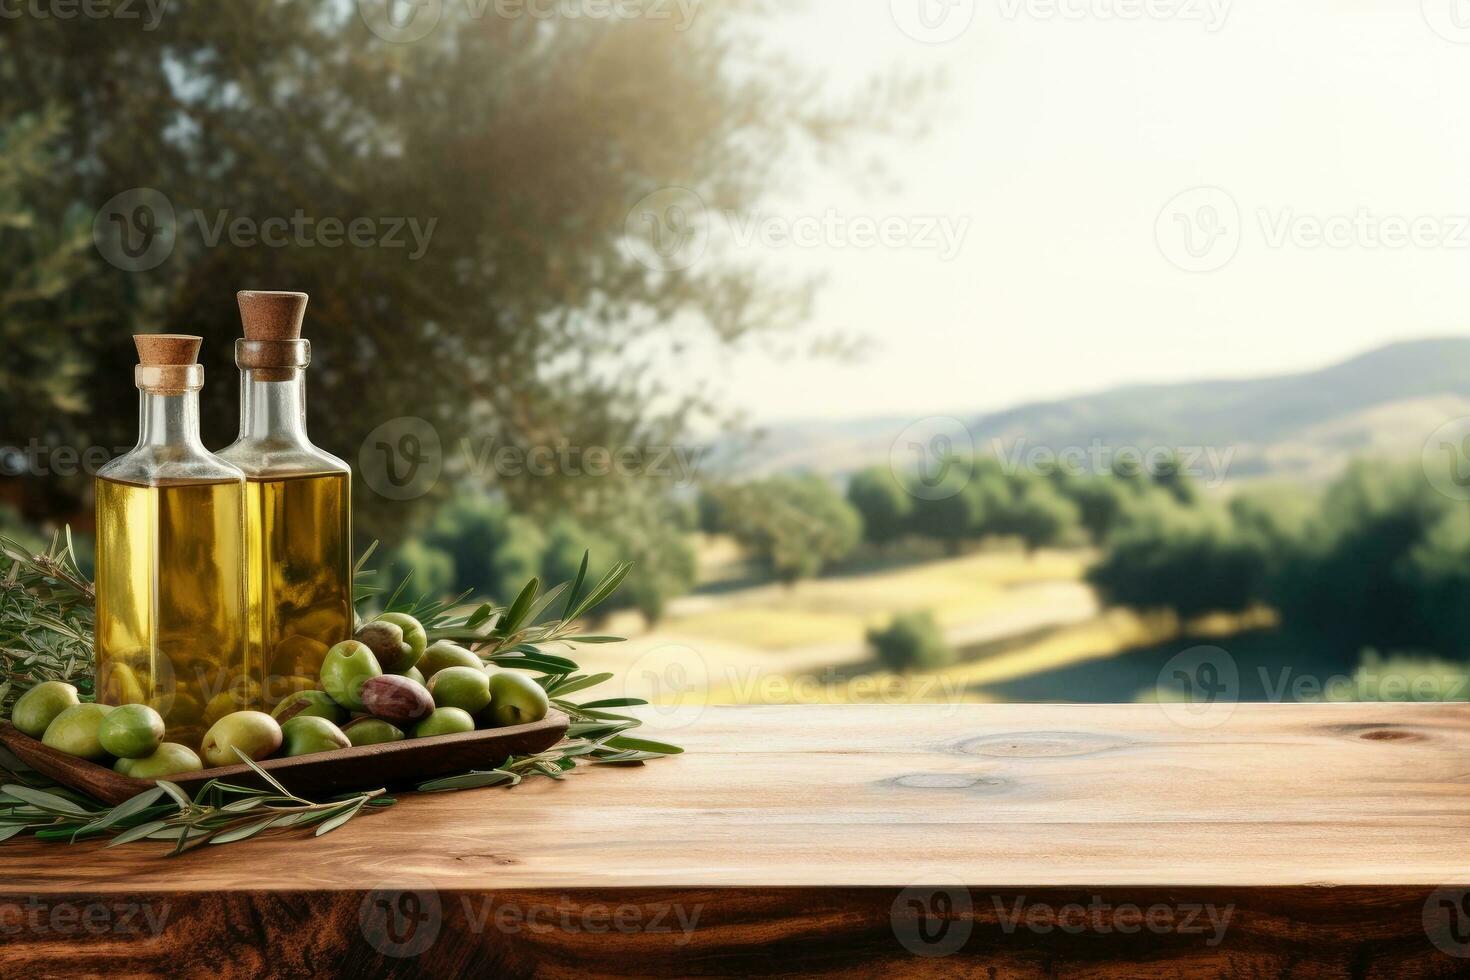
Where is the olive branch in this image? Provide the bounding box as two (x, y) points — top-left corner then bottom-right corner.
(0, 536), (679, 855)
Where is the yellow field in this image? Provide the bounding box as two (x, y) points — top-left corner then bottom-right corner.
(669, 548), (1093, 650)
(572, 546), (1272, 708)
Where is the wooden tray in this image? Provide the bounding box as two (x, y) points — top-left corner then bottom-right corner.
(0, 710), (569, 805)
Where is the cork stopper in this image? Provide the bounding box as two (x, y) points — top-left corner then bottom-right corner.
(135, 334), (201, 366)
(238, 291), (307, 342)
(236, 290), (310, 381)
(134, 335), (204, 393)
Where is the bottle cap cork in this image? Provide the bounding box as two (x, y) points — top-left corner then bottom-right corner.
(236, 290), (310, 380)
(134, 334), (204, 393)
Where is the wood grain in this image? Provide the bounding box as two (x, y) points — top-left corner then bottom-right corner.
(3, 703), (1469, 977)
(0, 711), (568, 805)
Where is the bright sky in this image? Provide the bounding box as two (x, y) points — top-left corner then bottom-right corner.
(687, 0), (1470, 425)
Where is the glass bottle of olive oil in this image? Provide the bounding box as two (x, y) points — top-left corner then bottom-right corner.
(218, 291), (352, 709)
(95, 335), (251, 746)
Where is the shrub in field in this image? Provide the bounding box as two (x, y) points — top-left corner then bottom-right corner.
(867, 611), (954, 673)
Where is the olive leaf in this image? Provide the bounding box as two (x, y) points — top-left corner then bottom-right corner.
(0, 537), (680, 854)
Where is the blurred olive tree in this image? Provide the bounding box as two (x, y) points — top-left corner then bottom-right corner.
(0, 1), (920, 542)
(709, 475), (863, 584)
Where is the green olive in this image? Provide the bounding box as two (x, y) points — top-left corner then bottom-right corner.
(116, 743), (204, 779)
(271, 690), (348, 725)
(11, 681), (80, 738)
(320, 640), (383, 711)
(428, 666), (492, 714)
(487, 672), (551, 727)
(41, 703), (115, 760)
(413, 707), (476, 738)
(418, 641), (482, 679)
(201, 711), (282, 767)
(280, 715), (351, 757)
(342, 717), (406, 747)
(97, 703), (165, 759)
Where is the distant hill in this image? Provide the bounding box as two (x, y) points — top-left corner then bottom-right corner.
(719, 338), (1470, 485)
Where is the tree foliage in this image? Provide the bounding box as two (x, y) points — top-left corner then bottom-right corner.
(846, 466), (913, 546)
(1086, 499), (1271, 619)
(989, 476), (1080, 554)
(420, 495), (546, 604)
(0, 3), (914, 538)
(714, 475), (863, 583)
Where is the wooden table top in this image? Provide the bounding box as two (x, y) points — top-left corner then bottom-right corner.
(6, 702), (1470, 893)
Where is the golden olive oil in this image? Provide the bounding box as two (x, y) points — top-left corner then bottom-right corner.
(243, 471), (352, 704)
(94, 476), (251, 745)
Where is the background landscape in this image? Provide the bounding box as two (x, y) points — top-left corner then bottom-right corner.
(4, 1), (1470, 712)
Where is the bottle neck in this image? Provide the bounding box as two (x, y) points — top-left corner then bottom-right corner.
(239, 368), (309, 444)
(137, 389), (206, 450)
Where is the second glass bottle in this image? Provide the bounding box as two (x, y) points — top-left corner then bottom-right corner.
(219, 290), (352, 707)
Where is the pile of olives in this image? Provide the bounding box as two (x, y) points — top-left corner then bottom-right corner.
(11, 612), (552, 777)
